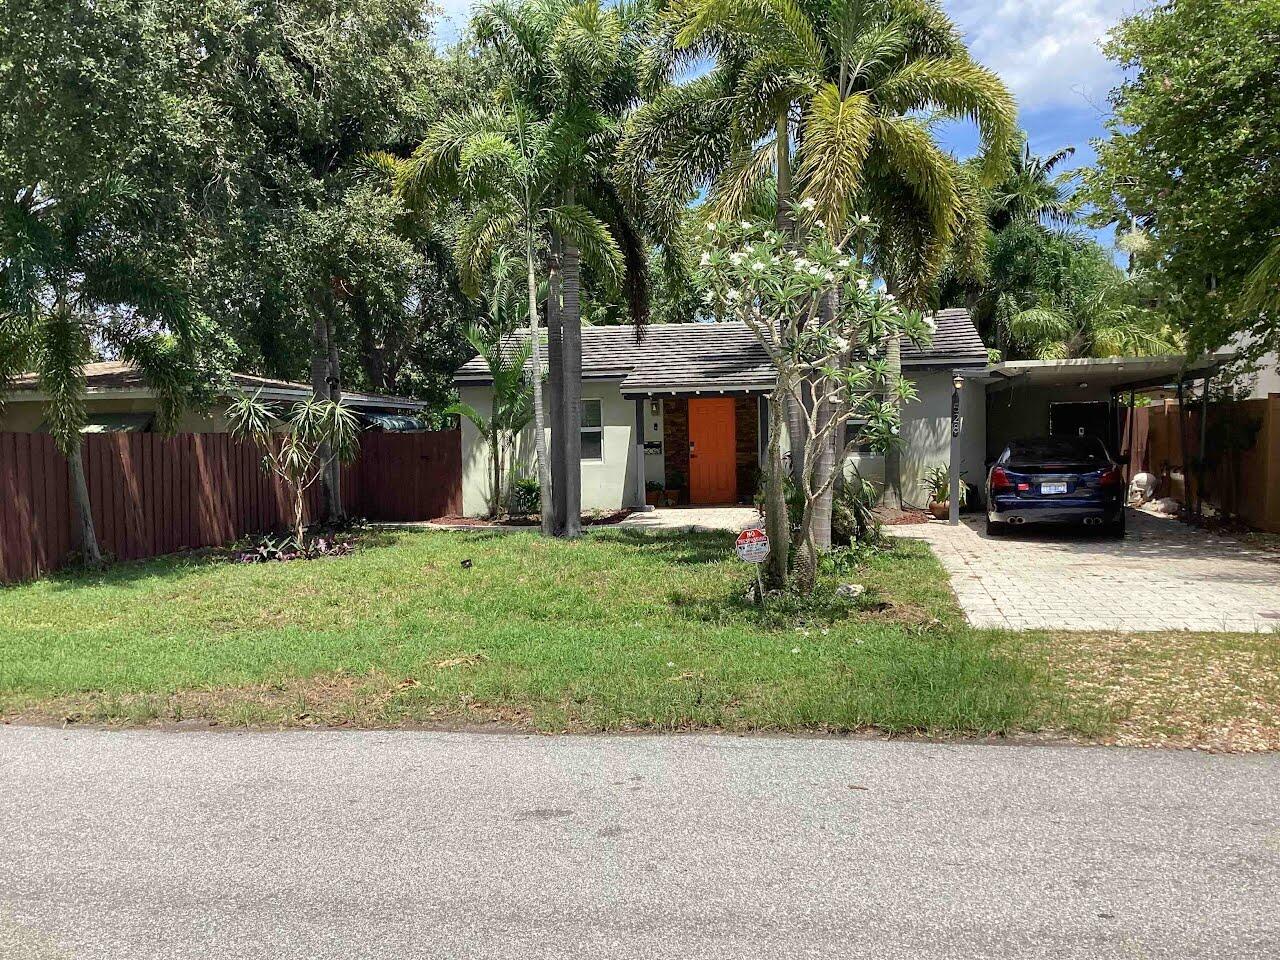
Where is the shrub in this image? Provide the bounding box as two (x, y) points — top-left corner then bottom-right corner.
(508, 473), (541, 516)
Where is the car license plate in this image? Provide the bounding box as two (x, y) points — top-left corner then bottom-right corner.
(1041, 482), (1068, 495)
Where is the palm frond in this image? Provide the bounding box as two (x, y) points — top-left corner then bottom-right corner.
(548, 203), (625, 291)
(796, 86), (873, 227)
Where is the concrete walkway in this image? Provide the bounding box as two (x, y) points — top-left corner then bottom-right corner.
(898, 510), (1280, 632)
(616, 505), (762, 534)
(1, 727), (1277, 959)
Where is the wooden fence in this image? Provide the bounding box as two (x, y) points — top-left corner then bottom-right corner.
(0, 430), (461, 583)
(1121, 395), (1280, 532)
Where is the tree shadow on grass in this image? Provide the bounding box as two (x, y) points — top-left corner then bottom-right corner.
(590, 529), (734, 566)
(30, 529), (403, 593)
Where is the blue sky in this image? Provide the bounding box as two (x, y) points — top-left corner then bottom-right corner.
(434, 0), (1147, 250)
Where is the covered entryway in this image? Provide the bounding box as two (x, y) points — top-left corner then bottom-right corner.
(687, 397), (737, 504)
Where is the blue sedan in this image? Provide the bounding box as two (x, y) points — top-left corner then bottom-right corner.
(986, 437), (1127, 538)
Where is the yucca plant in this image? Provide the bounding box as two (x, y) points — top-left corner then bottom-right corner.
(226, 395), (361, 548)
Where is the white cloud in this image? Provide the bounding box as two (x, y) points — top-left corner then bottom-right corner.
(945, 1), (1142, 112)
(430, 0), (1136, 113)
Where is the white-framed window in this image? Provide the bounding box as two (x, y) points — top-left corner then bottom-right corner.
(581, 399), (603, 461)
(843, 420), (880, 456)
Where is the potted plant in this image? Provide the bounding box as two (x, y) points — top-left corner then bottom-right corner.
(665, 470), (686, 506)
(645, 480), (665, 507)
(924, 465), (965, 520)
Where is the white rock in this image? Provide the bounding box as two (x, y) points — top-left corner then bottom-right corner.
(836, 583), (866, 599)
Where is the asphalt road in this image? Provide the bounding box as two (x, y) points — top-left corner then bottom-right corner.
(1, 727), (1277, 960)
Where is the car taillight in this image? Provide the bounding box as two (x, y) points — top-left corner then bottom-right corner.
(1098, 467), (1124, 488)
(990, 467), (1013, 492)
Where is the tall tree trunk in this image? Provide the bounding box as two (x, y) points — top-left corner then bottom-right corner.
(810, 289), (841, 552)
(775, 110), (806, 483)
(490, 427), (502, 519)
(311, 310), (339, 523)
(325, 314), (345, 521)
(559, 221), (584, 539)
(524, 230), (554, 533)
(67, 441), (103, 567)
(881, 278), (905, 509)
(546, 238), (567, 536)
(763, 393), (791, 590)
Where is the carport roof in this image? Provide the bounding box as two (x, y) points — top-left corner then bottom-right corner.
(977, 352), (1232, 393)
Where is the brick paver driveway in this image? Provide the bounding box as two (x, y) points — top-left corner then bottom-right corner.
(898, 510), (1280, 632)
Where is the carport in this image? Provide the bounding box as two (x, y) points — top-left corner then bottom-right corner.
(942, 353), (1229, 524)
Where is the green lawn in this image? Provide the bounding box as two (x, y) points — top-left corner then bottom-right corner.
(2, 528), (1274, 748)
(0, 529), (1055, 734)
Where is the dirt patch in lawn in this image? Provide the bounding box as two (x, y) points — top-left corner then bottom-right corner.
(1029, 631), (1280, 752)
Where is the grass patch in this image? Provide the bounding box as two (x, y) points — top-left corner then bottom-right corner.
(0, 529), (1042, 736)
(2, 528), (1271, 749)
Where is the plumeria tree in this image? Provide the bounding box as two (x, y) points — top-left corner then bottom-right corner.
(697, 216), (932, 593)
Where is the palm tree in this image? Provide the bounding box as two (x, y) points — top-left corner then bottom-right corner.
(448, 329), (533, 518)
(385, 97), (626, 535)
(447, 251), (534, 518)
(0, 180), (195, 567)
(627, 0), (1014, 514)
(988, 136), (1076, 230)
(471, 0), (656, 537)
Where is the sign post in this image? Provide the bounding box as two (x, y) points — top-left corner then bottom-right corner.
(735, 528), (770, 601)
(949, 377), (963, 526)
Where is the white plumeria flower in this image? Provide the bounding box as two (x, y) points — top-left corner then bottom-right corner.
(856, 278), (869, 290)
(923, 316), (937, 333)
(699, 252), (711, 266)
(859, 214), (872, 224)
(771, 256), (781, 265)
(751, 261), (765, 271)
(867, 344), (877, 356)
(824, 271), (835, 282)
(739, 220), (752, 229)
(835, 336), (850, 350)
(726, 289), (740, 302)
(838, 258), (851, 268)
(883, 292), (895, 301)
(815, 218), (825, 228)
(706, 221), (718, 232)
(808, 266), (820, 275)
(799, 197), (817, 211)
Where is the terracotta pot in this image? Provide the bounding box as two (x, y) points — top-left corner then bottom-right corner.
(928, 500), (950, 520)
(646, 490), (663, 506)
(665, 488), (685, 507)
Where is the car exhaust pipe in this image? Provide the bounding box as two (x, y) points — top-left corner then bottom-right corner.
(1009, 517), (1025, 525)
(1083, 517), (1103, 526)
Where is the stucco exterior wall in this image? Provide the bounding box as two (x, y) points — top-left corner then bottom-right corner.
(458, 380), (641, 517)
(459, 371), (988, 516)
(897, 371), (987, 507)
(0, 397), (228, 433)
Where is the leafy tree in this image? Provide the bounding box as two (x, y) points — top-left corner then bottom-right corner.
(0, 0), (229, 566)
(697, 215), (929, 592)
(1082, 0), (1280, 360)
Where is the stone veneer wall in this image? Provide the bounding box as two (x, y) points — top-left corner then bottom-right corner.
(734, 396), (759, 503)
(662, 398), (689, 495)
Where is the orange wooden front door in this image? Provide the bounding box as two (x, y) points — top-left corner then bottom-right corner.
(688, 398), (737, 504)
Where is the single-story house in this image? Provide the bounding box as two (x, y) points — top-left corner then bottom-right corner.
(452, 310), (990, 515)
(0, 361), (430, 434)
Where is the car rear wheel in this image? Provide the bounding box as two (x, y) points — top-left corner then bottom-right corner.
(1104, 514), (1126, 539)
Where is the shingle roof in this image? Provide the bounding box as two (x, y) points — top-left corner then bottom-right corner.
(903, 307), (988, 367)
(6, 361), (428, 410)
(454, 310), (986, 394)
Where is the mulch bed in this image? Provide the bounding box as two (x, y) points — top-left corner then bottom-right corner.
(875, 506), (931, 525)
